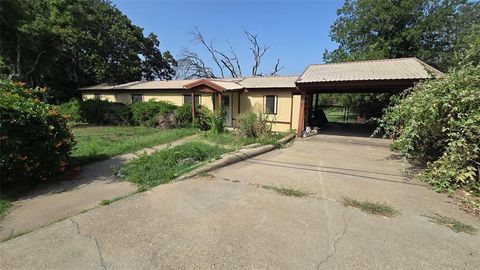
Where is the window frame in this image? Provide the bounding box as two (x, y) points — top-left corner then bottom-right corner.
(183, 94), (201, 105)
(131, 94), (143, 103)
(264, 95), (278, 115)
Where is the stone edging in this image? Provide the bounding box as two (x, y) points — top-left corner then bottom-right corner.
(176, 133), (296, 181)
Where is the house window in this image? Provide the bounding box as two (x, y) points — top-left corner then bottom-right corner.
(264, 95), (277, 114)
(94, 93), (101, 100)
(131, 94), (143, 103)
(183, 94), (200, 105)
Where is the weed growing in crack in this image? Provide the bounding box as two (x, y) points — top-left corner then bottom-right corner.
(262, 185), (310, 197)
(425, 213), (477, 234)
(342, 196), (399, 217)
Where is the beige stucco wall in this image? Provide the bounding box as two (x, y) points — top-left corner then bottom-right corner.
(81, 89), (300, 133)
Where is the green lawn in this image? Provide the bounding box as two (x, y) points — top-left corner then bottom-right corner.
(71, 126), (196, 164)
(323, 107), (357, 123)
(200, 131), (284, 149)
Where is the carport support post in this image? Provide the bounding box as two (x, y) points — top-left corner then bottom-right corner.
(297, 90), (306, 137)
(191, 91), (195, 123)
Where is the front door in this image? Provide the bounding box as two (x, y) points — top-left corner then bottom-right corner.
(222, 95), (232, 127)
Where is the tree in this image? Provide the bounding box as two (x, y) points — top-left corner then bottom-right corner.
(324, 0), (480, 71)
(0, 0), (176, 103)
(177, 28), (284, 79)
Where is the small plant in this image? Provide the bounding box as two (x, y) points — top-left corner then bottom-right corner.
(342, 196), (399, 217)
(99, 199), (112, 206)
(425, 213), (477, 234)
(262, 185), (310, 197)
(237, 104), (272, 137)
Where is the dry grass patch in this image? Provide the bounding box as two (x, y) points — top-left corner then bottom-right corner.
(425, 213), (477, 234)
(262, 185), (310, 198)
(343, 196), (399, 217)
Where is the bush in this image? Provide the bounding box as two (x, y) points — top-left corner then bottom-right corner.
(79, 99), (112, 124)
(237, 104), (272, 137)
(131, 100), (177, 127)
(58, 99), (83, 123)
(193, 105), (213, 130)
(176, 103), (193, 127)
(377, 65), (480, 193)
(107, 103), (132, 125)
(0, 80), (75, 191)
(208, 107), (226, 134)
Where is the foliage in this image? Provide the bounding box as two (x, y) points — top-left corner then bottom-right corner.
(237, 105), (272, 137)
(208, 107), (226, 135)
(262, 185), (310, 197)
(78, 99), (112, 124)
(193, 105), (213, 130)
(117, 141), (229, 188)
(0, 197), (12, 219)
(130, 100), (177, 127)
(377, 65), (480, 193)
(0, 0), (176, 102)
(176, 102), (194, 127)
(72, 126), (195, 164)
(324, 0), (480, 71)
(0, 79), (75, 191)
(58, 99), (83, 123)
(200, 130), (282, 150)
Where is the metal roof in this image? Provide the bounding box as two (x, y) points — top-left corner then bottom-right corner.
(79, 76), (298, 91)
(297, 58), (443, 83)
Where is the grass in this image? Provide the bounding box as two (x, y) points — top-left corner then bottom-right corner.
(262, 185), (310, 197)
(0, 197), (12, 219)
(425, 213), (477, 234)
(71, 126), (196, 164)
(323, 107), (357, 123)
(342, 196), (399, 217)
(116, 141), (230, 188)
(200, 131), (283, 149)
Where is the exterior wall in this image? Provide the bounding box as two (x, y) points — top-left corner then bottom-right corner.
(236, 89), (294, 132)
(81, 88), (300, 133)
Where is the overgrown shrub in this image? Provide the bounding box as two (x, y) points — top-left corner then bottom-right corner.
(0, 80), (75, 191)
(208, 107), (226, 134)
(176, 103), (193, 127)
(58, 99), (83, 123)
(193, 105), (213, 130)
(131, 100), (177, 127)
(108, 103), (132, 125)
(377, 65), (480, 193)
(237, 104), (272, 137)
(79, 99), (112, 124)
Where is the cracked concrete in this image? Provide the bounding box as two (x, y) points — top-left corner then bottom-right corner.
(70, 219), (107, 270)
(1, 134), (480, 269)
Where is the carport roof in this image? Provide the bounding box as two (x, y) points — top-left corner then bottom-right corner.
(296, 57), (443, 84)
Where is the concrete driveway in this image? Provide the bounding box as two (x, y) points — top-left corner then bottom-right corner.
(1, 135), (479, 269)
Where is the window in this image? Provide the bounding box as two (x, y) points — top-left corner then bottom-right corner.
(131, 94), (143, 103)
(94, 93), (101, 100)
(264, 95), (277, 114)
(183, 94), (200, 105)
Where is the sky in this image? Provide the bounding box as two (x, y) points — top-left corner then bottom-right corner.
(111, 0), (345, 77)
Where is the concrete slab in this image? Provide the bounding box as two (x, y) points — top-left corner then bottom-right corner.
(1, 134), (479, 269)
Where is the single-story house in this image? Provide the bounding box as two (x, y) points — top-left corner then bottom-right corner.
(79, 57), (443, 136)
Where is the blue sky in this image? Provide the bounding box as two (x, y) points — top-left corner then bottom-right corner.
(111, 0), (344, 76)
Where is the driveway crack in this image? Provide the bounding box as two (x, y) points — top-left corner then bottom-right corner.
(70, 219), (107, 270)
(317, 208), (350, 269)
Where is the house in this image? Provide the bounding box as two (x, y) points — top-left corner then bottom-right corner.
(79, 57), (442, 135)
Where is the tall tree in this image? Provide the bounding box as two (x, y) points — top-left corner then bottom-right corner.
(324, 0), (480, 71)
(0, 0), (176, 102)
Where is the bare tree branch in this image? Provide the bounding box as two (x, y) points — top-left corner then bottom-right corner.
(176, 49), (216, 79)
(270, 58), (284, 76)
(190, 27), (225, 78)
(245, 30), (269, 76)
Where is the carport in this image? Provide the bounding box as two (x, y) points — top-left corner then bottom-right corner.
(294, 58), (443, 137)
